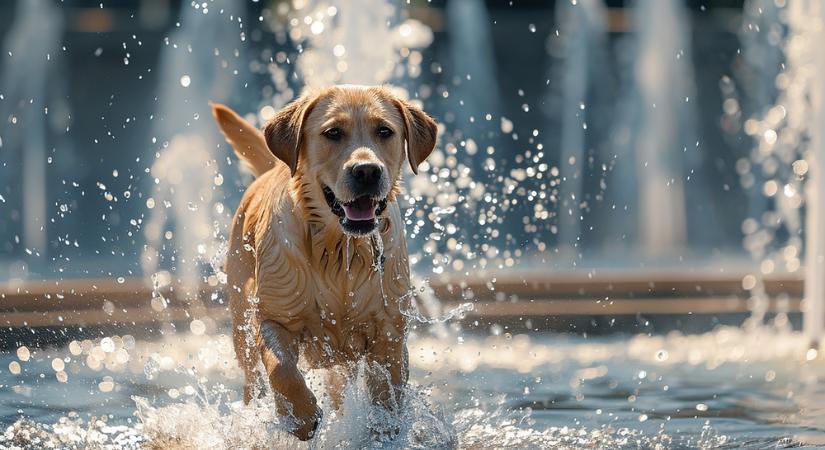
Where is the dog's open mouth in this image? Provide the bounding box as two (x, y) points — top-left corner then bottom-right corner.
(342, 196), (377, 221)
(323, 186), (387, 235)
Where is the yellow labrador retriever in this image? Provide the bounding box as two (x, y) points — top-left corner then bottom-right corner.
(211, 85), (437, 440)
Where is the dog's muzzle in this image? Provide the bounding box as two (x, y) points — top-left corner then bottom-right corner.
(323, 185), (387, 235)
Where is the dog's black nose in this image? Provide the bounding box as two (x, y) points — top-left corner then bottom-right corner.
(351, 163), (382, 187)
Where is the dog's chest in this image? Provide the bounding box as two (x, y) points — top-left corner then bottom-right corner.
(254, 219), (410, 356)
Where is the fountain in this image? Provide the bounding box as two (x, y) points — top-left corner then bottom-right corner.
(293, 0), (399, 88)
(141, 0), (249, 315)
(444, 0), (502, 129)
(737, 0), (784, 240)
(629, 0), (694, 256)
(553, 0), (607, 254)
(737, 1), (824, 339)
(0, 0), (63, 271)
(795, 2), (825, 345)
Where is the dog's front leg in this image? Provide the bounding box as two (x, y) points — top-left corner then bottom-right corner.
(367, 335), (409, 413)
(258, 320), (321, 441)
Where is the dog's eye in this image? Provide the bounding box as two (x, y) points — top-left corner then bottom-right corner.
(377, 126), (394, 139)
(323, 128), (343, 141)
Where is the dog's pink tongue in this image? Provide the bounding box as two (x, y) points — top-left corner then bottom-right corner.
(342, 197), (376, 221)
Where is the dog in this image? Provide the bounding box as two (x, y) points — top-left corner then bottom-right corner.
(210, 85), (437, 441)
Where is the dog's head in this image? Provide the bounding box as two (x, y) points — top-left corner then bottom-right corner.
(264, 85), (437, 235)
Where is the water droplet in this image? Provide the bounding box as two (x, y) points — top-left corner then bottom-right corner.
(144, 358), (160, 380)
(100, 337), (115, 353)
(99, 377), (115, 392)
(16, 346), (30, 361)
(68, 341), (82, 356)
(51, 358), (65, 372)
(190, 319), (206, 335)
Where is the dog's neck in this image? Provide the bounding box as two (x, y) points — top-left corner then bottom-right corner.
(286, 170), (413, 318)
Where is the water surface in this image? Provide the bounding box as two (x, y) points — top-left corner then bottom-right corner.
(1, 326), (823, 448)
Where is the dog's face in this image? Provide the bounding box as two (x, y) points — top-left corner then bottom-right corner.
(264, 86), (437, 235)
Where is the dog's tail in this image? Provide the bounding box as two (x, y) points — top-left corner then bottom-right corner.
(210, 102), (277, 178)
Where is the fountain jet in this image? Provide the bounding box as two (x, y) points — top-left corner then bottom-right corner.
(142, 0), (248, 316)
(445, 0), (502, 128)
(631, 0), (693, 256)
(0, 0), (63, 269)
(801, 1), (825, 345)
(554, 0), (607, 254)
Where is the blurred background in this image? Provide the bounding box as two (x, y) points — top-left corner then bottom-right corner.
(0, 0), (791, 278)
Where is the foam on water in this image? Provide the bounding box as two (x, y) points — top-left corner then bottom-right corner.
(130, 361), (456, 449)
(0, 381), (717, 450)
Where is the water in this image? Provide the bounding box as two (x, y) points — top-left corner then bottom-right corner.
(142, 0), (249, 306)
(553, 0), (607, 253)
(0, 0), (63, 269)
(290, 0), (430, 88)
(2, 326), (825, 448)
(629, 0), (694, 256)
(734, 1), (823, 338)
(444, 0), (502, 129)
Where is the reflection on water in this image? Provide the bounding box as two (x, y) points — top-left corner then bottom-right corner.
(1, 327), (823, 448)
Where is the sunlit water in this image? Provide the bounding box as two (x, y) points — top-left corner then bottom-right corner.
(2, 326), (824, 449)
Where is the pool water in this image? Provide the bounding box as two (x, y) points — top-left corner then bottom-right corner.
(1, 325), (823, 449)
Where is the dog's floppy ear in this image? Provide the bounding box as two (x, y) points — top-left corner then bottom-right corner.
(393, 99), (438, 175)
(263, 94), (318, 177)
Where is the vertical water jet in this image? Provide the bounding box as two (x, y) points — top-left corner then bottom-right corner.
(0, 0), (63, 270)
(631, 0), (693, 256)
(554, 0), (607, 254)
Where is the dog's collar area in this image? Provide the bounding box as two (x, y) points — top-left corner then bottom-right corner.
(321, 185), (388, 236)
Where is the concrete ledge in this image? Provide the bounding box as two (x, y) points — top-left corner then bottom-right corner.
(451, 296), (801, 318)
(0, 269), (805, 329)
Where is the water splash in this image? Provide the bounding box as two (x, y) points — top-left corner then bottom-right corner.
(129, 360), (457, 450)
(5, 327), (823, 448)
(287, 0), (432, 89)
(401, 293), (474, 326)
(366, 229), (390, 307)
(736, 1), (817, 333)
(0, 414), (145, 450)
(142, 136), (223, 307)
(141, 0), (248, 312)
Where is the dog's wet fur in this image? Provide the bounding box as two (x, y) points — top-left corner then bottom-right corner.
(211, 85), (437, 440)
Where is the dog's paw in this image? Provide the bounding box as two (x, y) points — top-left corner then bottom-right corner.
(293, 408), (322, 441)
